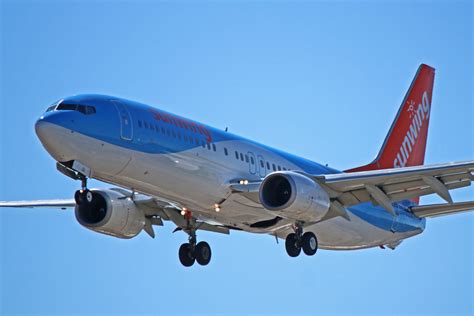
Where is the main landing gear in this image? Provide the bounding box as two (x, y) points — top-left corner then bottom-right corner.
(178, 211), (212, 267)
(74, 177), (93, 205)
(178, 233), (212, 267)
(285, 223), (318, 257)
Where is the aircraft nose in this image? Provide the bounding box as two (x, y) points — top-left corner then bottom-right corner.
(34, 114), (75, 162)
(35, 116), (52, 141)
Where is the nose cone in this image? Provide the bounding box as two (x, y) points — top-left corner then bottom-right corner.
(35, 116), (52, 142)
(35, 115), (74, 162)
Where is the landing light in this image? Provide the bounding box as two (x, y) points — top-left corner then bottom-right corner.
(214, 204), (221, 212)
(239, 179), (249, 185)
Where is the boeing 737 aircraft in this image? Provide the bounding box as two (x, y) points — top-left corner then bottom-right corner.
(1, 64), (473, 267)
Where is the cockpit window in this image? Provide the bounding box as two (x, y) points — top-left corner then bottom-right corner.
(78, 105), (96, 115)
(57, 103), (78, 111)
(46, 105), (56, 112)
(56, 103), (96, 115)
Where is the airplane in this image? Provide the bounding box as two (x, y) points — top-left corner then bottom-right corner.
(1, 64), (473, 267)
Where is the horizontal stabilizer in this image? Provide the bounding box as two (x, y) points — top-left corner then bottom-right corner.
(411, 201), (474, 218)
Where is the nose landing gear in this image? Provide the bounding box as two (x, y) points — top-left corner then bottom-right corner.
(285, 223), (318, 257)
(74, 177), (93, 205)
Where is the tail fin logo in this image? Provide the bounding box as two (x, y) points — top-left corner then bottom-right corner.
(393, 91), (431, 168)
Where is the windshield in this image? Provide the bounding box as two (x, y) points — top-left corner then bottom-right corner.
(55, 102), (96, 115)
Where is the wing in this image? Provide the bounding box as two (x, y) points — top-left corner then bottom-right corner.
(133, 197), (230, 235)
(0, 199), (76, 209)
(410, 201), (474, 218)
(0, 192), (229, 237)
(230, 161), (474, 219)
(313, 161), (474, 214)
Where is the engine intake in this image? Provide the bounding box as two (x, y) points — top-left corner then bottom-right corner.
(75, 189), (145, 239)
(259, 171), (330, 222)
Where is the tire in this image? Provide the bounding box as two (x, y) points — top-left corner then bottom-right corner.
(178, 243), (195, 267)
(285, 233), (301, 257)
(195, 241), (212, 266)
(85, 190), (93, 203)
(302, 232), (318, 256)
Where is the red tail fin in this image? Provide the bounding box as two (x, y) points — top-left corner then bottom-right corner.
(346, 64), (435, 173)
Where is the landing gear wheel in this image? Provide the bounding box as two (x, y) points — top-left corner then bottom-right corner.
(195, 241), (212, 266)
(302, 232), (318, 256)
(285, 233), (301, 257)
(74, 189), (93, 205)
(178, 243), (195, 267)
(85, 190), (93, 203)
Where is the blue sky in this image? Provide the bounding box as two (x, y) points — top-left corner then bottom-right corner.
(1, 1), (472, 315)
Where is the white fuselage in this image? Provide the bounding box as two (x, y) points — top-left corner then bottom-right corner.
(40, 120), (424, 250)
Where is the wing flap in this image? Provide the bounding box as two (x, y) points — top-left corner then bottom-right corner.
(314, 161), (473, 211)
(321, 161), (474, 191)
(388, 179), (470, 202)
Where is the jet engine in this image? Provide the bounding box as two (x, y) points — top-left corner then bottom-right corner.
(259, 171), (330, 222)
(75, 189), (146, 239)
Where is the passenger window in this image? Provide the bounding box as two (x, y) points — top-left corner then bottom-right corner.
(251, 157), (255, 165)
(267, 162), (270, 170)
(138, 120), (142, 128)
(260, 160), (264, 168)
(202, 141), (206, 148)
(240, 153), (244, 161)
(224, 148), (228, 156)
(235, 151), (239, 159)
(207, 143), (211, 150)
(212, 144), (216, 152)
(245, 155), (249, 163)
(278, 166), (281, 171)
(272, 164), (276, 171)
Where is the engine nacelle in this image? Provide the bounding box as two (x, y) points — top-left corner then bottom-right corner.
(75, 189), (145, 239)
(259, 171), (330, 223)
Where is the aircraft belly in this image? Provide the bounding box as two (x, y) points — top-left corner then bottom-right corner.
(302, 213), (422, 250)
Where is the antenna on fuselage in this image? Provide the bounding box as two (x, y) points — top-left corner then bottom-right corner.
(225, 127), (228, 132)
